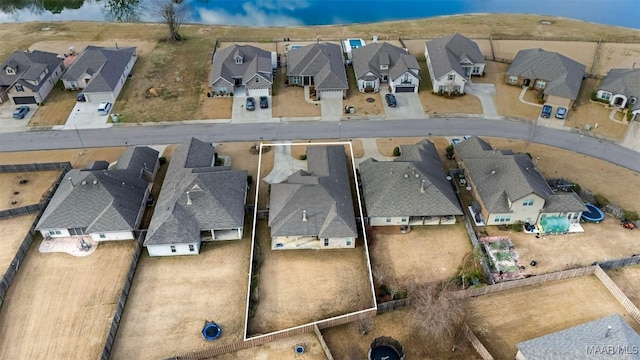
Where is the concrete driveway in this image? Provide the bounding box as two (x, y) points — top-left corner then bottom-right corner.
(319, 93), (343, 121)
(58, 101), (113, 130)
(231, 91), (273, 123)
(263, 142), (307, 184)
(466, 83), (497, 115)
(0, 102), (32, 133)
(380, 88), (425, 119)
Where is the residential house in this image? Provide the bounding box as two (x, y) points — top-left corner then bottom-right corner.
(269, 145), (357, 250)
(351, 42), (420, 93)
(0, 50), (64, 105)
(359, 139), (462, 226)
(61, 45), (137, 103)
(35, 146), (159, 241)
(424, 33), (485, 95)
(209, 44), (275, 97)
(595, 68), (640, 121)
(506, 48), (586, 108)
(516, 314), (640, 360)
(286, 43), (348, 100)
(144, 138), (248, 257)
(455, 137), (586, 228)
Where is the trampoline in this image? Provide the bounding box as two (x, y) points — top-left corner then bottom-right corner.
(369, 336), (404, 360)
(581, 203), (604, 223)
(202, 321), (221, 341)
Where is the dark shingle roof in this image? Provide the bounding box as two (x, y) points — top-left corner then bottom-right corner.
(599, 68), (640, 112)
(62, 46), (136, 93)
(517, 314), (640, 359)
(506, 48), (585, 100)
(425, 33), (485, 79)
(269, 146), (357, 238)
(352, 42), (420, 82)
(359, 139), (462, 217)
(144, 138), (247, 246)
(287, 43), (348, 91)
(209, 44), (273, 86)
(0, 50), (63, 91)
(115, 146), (159, 173)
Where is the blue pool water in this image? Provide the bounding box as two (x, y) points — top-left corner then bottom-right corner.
(349, 39), (364, 48)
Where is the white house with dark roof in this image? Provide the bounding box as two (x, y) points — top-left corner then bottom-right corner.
(61, 45), (137, 103)
(269, 145), (357, 250)
(351, 42), (420, 94)
(0, 50), (64, 105)
(144, 138), (248, 257)
(516, 314), (640, 360)
(455, 137), (586, 228)
(286, 43), (348, 100)
(424, 33), (485, 95)
(36, 146), (159, 241)
(506, 48), (585, 108)
(596, 68), (640, 121)
(359, 139), (462, 226)
(209, 44), (275, 97)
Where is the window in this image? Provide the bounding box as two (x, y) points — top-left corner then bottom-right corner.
(401, 74), (411, 84)
(324, 239), (329, 246)
(630, 97), (637, 105)
(234, 56), (242, 64)
(522, 198), (534, 206)
(346, 240), (352, 246)
(447, 74), (455, 81)
(494, 215), (512, 223)
(535, 80), (546, 89)
(189, 244), (195, 252)
(15, 84), (24, 92)
(5, 67), (16, 75)
(508, 76), (518, 84)
(170, 245), (176, 253)
(255, 77), (259, 82)
(380, 64), (388, 70)
(401, 218), (407, 222)
(386, 218), (391, 223)
(49, 230), (61, 235)
(599, 92), (611, 100)
(99, 233), (106, 239)
(473, 66), (481, 74)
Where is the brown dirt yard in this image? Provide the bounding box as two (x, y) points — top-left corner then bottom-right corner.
(215, 332), (327, 360)
(0, 239), (135, 360)
(110, 239), (252, 360)
(368, 222), (473, 288)
(0, 171), (60, 210)
(0, 214), (36, 275)
(0, 147), (126, 168)
(484, 216), (640, 276)
(607, 265), (640, 307)
(468, 275), (640, 360)
(249, 222), (375, 335)
(322, 306), (481, 360)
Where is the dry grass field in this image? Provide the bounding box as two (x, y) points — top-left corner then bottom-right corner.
(110, 239), (252, 360)
(468, 276), (640, 360)
(0, 240), (135, 360)
(0, 171), (59, 210)
(215, 332), (327, 360)
(0, 214), (36, 274)
(0, 147), (126, 168)
(607, 265), (640, 307)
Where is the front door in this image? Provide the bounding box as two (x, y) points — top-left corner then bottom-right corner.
(523, 79), (531, 87)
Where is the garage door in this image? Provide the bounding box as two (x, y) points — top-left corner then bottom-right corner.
(85, 92), (115, 103)
(394, 86), (416, 93)
(247, 88), (270, 97)
(320, 90), (344, 99)
(13, 96), (37, 104)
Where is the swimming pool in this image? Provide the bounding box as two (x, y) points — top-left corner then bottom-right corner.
(349, 39), (364, 48)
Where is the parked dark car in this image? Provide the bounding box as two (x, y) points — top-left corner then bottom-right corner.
(385, 93), (397, 107)
(12, 106), (29, 119)
(540, 104), (552, 118)
(246, 97), (255, 111)
(555, 107), (567, 119)
(76, 93), (86, 102)
(259, 96), (268, 109)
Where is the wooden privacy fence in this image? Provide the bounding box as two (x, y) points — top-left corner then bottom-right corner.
(594, 266), (640, 324)
(0, 162), (71, 173)
(0, 202), (44, 220)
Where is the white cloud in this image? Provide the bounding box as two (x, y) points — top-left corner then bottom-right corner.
(254, 0), (310, 11)
(197, 3), (303, 27)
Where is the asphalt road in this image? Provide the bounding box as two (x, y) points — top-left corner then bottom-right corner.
(1, 118), (639, 172)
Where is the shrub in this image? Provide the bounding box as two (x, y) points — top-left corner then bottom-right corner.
(623, 210), (639, 222)
(445, 144), (454, 159)
(158, 157), (167, 165)
(299, 154), (307, 160)
(593, 194), (609, 208)
(572, 182), (582, 193)
(392, 146), (401, 157)
(214, 157), (224, 166)
(380, 284), (393, 296)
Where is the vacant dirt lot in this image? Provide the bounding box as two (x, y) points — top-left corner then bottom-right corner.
(0, 239), (135, 360)
(607, 265), (640, 307)
(369, 223), (473, 287)
(249, 222), (374, 335)
(0, 171), (59, 210)
(0, 214), (36, 274)
(111, 239), (252, 360)
(485, 217), (640, 275)
(216, 332), (326, 360)
(322, 306), (481, 360)
(469, 276), (640, 360)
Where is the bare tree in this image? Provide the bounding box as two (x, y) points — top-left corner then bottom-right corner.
(151, 0), (188, 41)
(356, 314), (374, 335)
(410, 282), (467, 348)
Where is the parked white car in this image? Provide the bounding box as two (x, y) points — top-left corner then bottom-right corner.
(98, 102), (112, 116)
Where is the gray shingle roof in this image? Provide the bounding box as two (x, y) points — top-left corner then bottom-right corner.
(144, 138), (247, 246)
(269, 146), (357, 238)
(209, 44), (273, 86)
(359, 139), (462, 218)
(352, 42), (420, 82)
(0, 50), (63, 91)
(62, 46), (136, 93)
(287, 43), (348, 91)
(425, 33), (484, 80)
(517, 314), (640, 359)
(506, 48), (586, 100)
(115, 146), (159, 173)
(35, 147), (156, 233)
(599, 68), (640, 112)
(457, 137), (586, 214)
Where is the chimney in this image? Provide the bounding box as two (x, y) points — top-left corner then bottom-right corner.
(373, 35), (378, 43)
(420, 180), (425, 193)
(68, 177), (75, 187)
(302, 210), (308, 222)
(605, 325), (612, 338)
(186, 191), (192, 205)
